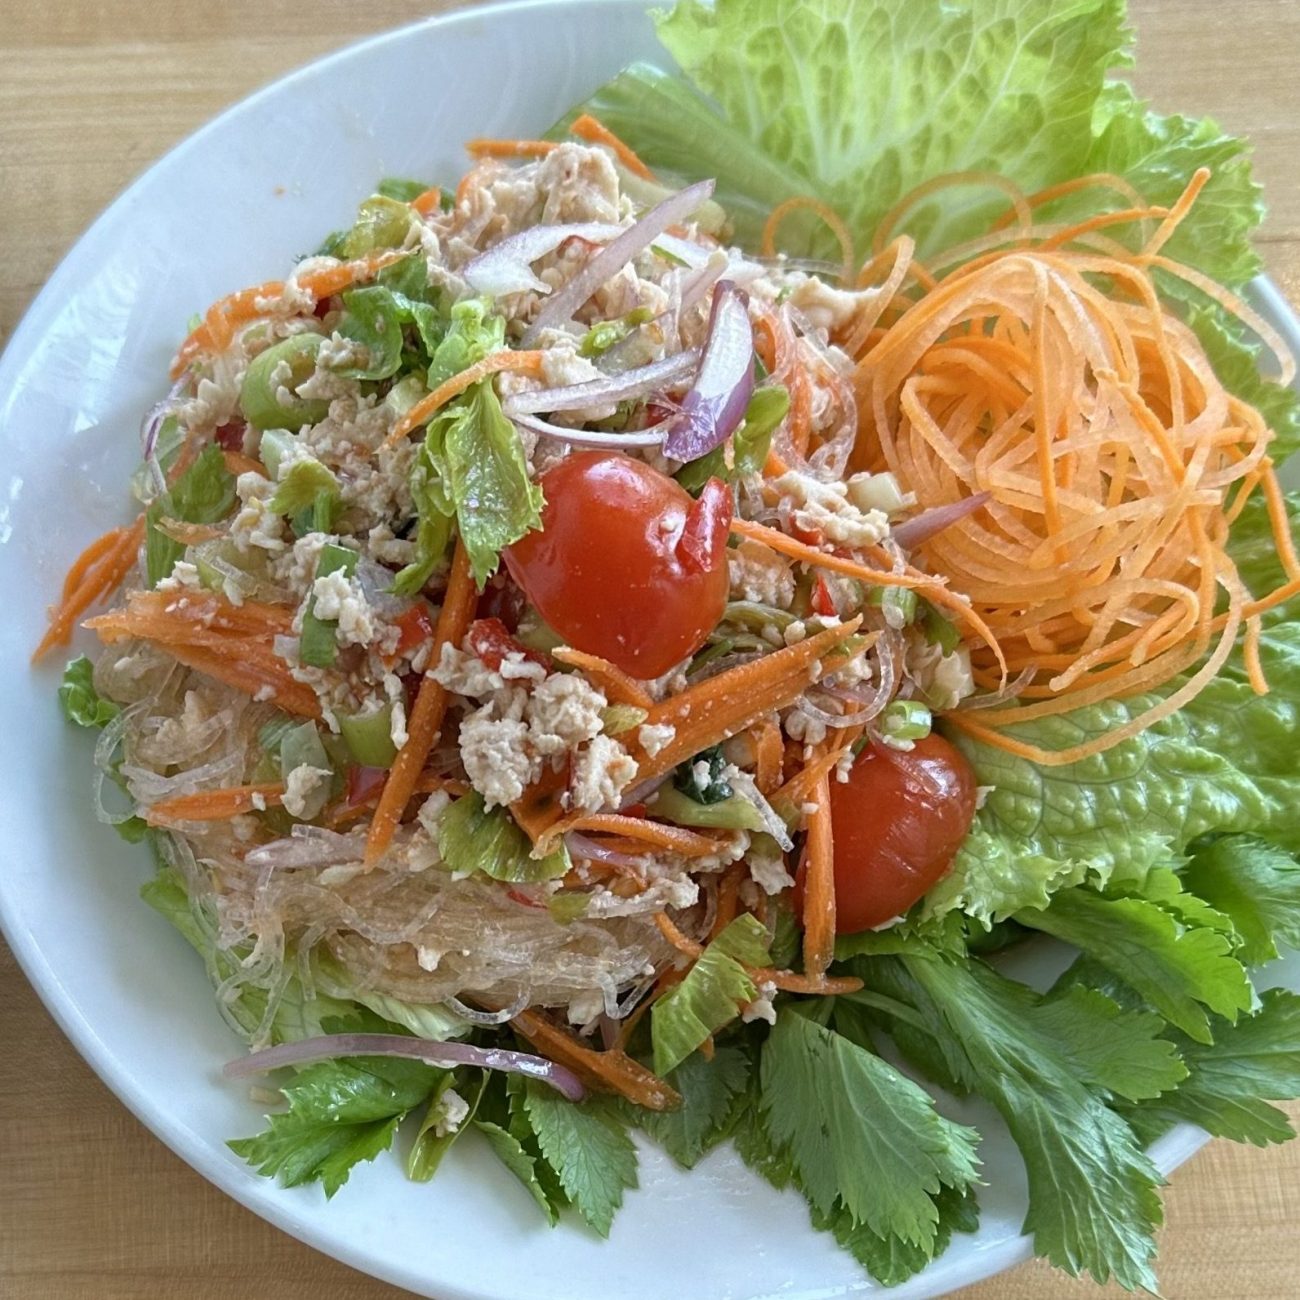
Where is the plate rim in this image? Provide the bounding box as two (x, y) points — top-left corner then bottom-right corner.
(1, 3), (1297, 1296)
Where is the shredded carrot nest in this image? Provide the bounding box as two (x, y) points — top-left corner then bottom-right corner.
(847, 168), (1300, 765)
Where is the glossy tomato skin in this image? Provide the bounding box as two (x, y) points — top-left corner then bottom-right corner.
(504, 451), (731, 678)
(828, 733), (977, 933)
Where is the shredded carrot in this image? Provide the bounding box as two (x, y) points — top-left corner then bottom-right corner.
(148, 783), (285, 825)
(221, 449), (264, 478)
(711, 862), (744, 939)
(325, 774), (466, 829)
(466, 137), (557, 161)
(731, 517), (1006, 678)
(654, 911), (703, 959)
(536, 811), (736, 860)
(510, 760), (571, 845)
(752, 718), (784, 794)
(170, 250), (410, 377)
(799, 775), (835, 977)
(383, 350), (546, 447)
(629, 615), (864, 781)
(568, 113), (655, 181)
(772, 729), (862, 812)
(411, 186), (443, 216)
(756, 970), (864, 996)
(84, 591), (320, 717)
(550, 647), (654, 709)
(34, 516), (145, 662)
(511, 1009), (680, 1111)
(762, 195), (856, 283)
(848, 166), (1296, 761)
(1243, 616), (1267, 695)
(365, 539), (477, 867)
(872, 171), (1034, 256)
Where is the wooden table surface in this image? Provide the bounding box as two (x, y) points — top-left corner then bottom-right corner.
(3, 1), (1299, 1296)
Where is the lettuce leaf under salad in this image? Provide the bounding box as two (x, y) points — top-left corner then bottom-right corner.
(56, 0), (1300, 1287)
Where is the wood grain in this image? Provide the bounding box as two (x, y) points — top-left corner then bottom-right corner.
(2, 1), (1299, 1297)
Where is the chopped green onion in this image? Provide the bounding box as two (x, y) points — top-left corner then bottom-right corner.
(338, 703), (399, 768)
(723, 600), (798, 633)
(869, 585), (919, 628)
(879, 700), (932, 743)
(240, 334), (329, 432)
(578, 307), (653, 357)
(299, 543), (358, 668)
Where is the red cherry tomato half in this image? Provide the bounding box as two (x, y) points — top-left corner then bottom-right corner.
(827, 733), (977, 934)
(504, 451), (732, 679)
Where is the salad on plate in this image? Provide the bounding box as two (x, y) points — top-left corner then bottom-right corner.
(34, 0), (1300, 1291)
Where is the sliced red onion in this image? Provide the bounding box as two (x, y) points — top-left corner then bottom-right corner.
(891, 493), (991, 550)
(564, 830), (648, 870)
(663, 281), (755, 462)
(523, 179), (716, 345)
(141, 376), (189, 495)
(510, 411), (670, 449)
(619, 771), (672, 809)
(463, 222), (622, 297)
(224, 1032), (585, 1101)
(501, 349), (698, 417)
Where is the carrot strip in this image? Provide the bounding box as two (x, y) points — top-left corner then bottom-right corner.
(654, 911), (703, 959)
(755, 970), (864, 996)
(466, 138), (558, 161)
(383, 350), (546, 447)
(711, 862), (744, 939)
(34, 516), (145, 662)
(629, 616), (864, 782)
(148, 783), (285, 825)
(221, 449), (263, 478)
(411, 186), (443, 216)
(365, 539), (477, 867)
(559, 815), (725, 858)
(511, 1009), (680, 1111)
(772, 729), (862, 812)
(550, 647), (654, 709)
(762, 196), (855, 283)
(569, 113), (655, 180)
(799, 775), (835, 977)
(170, 250), (410, 376)
(752, 718), (784, 794)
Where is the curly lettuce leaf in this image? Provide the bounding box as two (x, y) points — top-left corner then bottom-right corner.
(651, 914), (770, 1075)
(58, 655), (119, 728)
(930, 619), (1300, 923)
(649, 0), (1131, 259)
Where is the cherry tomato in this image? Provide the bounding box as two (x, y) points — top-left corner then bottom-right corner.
(393, 603), (435, 657)
(504, 451), (732, 678)
(465, 617), (549, 671)
(827, 733), (977, 933)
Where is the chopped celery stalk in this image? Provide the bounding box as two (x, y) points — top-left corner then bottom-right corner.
(299, 543), (359, 668)
(278, 721), (334, 821)
(338, 704), (399, 768)
(513, 615), (565, 654)
(257, 428), (296, 480)
(600, 704), (648, 736)
(337, 195), (413, 258)
(240, 334), (329, 432)
(869, 584), (919, 628)
(879, 700), (933, 743)
(258, 715), (298, 755)
(547, 891), (591, 924)
(648, 783), (765, 832)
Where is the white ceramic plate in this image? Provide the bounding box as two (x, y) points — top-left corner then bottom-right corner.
(2, 3), (1298, 1297)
